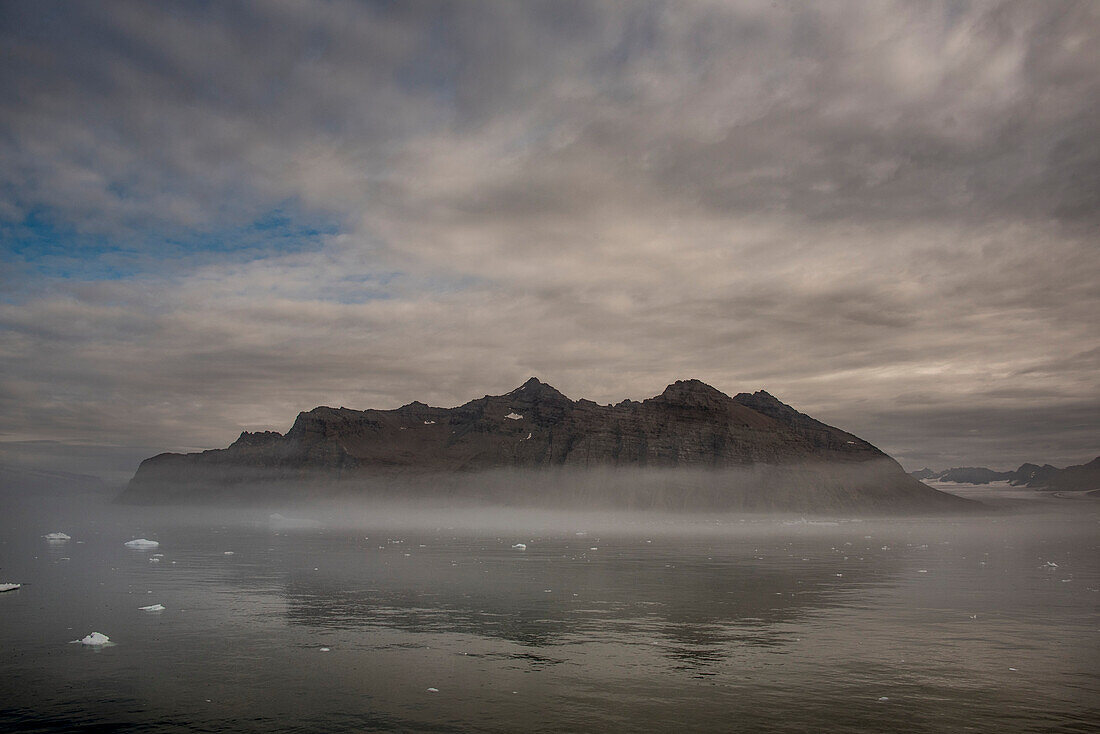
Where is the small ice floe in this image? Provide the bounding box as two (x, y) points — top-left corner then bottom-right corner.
(139, 604), (165, 612)
(223, 551), (235, 555)
(0, 582), (21, 593)
(504, 412), (523, 420)
(524, 432), (532, 440)
(424, 420), (436, 425)
(43, 532), (71, 541)
(319, 647), (330, 652)
(511, 543), (527, 551)
(589, 547), (598, 551)
(148, 557), (161, 563)
(426, 687), (439, 693)
(124, 539), (159, 549)
(877, 697), (889, 702)
(1042, 561), (1059, 569)
(74, 632), (110, 646)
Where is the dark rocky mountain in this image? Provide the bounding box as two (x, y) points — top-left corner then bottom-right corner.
(911, 457), (1100, 492)
(1017, 456), (1100, 491)
(121, 378), (972, 511)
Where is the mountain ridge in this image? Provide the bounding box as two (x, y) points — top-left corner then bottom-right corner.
(120, 378), (972, 511)
(910, 457), (1100, 491)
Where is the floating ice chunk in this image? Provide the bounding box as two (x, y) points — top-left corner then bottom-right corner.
(524, 432), (532, 440)
(1042, 561), (1059, 569)
(223, 551), (235, 555)
(424, 420), (436, 425)
(148, 557), (160, 563)
(512, 543), (527, 551)
(139, 604), (165, 612)
(43, 532), (71, 541)
(504, 412), (523, 420)
(76, 632), (110, 646)
(917, 570), (928, 574)
(0, 582), (21, 592)
(426, 687), (439, 693)
(589, 547), (598, 551)
(319, 647), (330, 652)
(877, 697), (889, 702)
(124, 539), (159, 549)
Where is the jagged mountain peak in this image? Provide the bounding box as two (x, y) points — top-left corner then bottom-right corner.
(658, 379), (731, 406)
(506, 377), (569, 402)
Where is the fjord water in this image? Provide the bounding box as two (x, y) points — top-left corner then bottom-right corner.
(1, 489), (1097, 733)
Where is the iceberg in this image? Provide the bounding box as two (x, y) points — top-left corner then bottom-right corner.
(511, 543), (527, 550)
(124, 539), (159, 549)
(43, 532), (71, 541)
(0, 582), (21, 593)
(138, 604), (165, 612)
(504, 412), (523, 420)
(76, 632), (110, 646)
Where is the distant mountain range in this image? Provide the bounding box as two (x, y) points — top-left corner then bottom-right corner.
(121, 378), (972, 512)
(0, 464), (109, 495)
(910, 457), (1100, 491)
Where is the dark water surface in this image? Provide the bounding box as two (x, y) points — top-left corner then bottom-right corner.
(1, 489), (1097, 733)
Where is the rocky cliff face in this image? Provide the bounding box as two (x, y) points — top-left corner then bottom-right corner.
(121, 378), (972, 511)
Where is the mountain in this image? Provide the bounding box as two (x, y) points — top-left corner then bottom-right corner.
(1016, 456), (1100, 491)
(911, 457), (1100, 492)
(120, 378), (972, 511)
(0, 464), (109, 496)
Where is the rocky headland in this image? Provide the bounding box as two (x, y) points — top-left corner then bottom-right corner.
(121, 378), (973, 512)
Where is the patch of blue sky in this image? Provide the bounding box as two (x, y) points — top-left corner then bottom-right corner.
(1, 201), (341, 283)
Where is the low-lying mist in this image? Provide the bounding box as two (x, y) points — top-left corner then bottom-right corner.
(119, 460), (971, 514)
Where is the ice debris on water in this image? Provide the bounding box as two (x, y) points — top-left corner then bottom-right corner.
(149, 557), (160, 563)
(426, 687), (439, 693)
(139, 604), (165, 612)
(124, 539), (159, 549)
(877, 697), (890, 702)
(1042, 561), (1059, 569)
(43, 532), (71, 541)
(75, 632), (110, 646)
(512, 543), (527, 551)
(319, 647), (330, 652)
(504, 412), (523, 420)
(223, 551), (235, 555)
(0, 582), (21, 592)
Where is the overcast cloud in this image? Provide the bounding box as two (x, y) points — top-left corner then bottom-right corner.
(1, 0), (1098, 479)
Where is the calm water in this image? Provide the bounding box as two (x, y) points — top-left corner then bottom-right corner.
(1, 488), (1097, 733)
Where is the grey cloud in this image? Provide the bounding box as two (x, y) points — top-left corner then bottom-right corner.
(0, 1), (1097, 477)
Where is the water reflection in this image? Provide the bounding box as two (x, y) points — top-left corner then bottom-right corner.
(274, 534), (902, 671)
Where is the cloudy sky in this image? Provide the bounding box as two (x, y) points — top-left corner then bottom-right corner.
(1, 0), (1097, 479)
